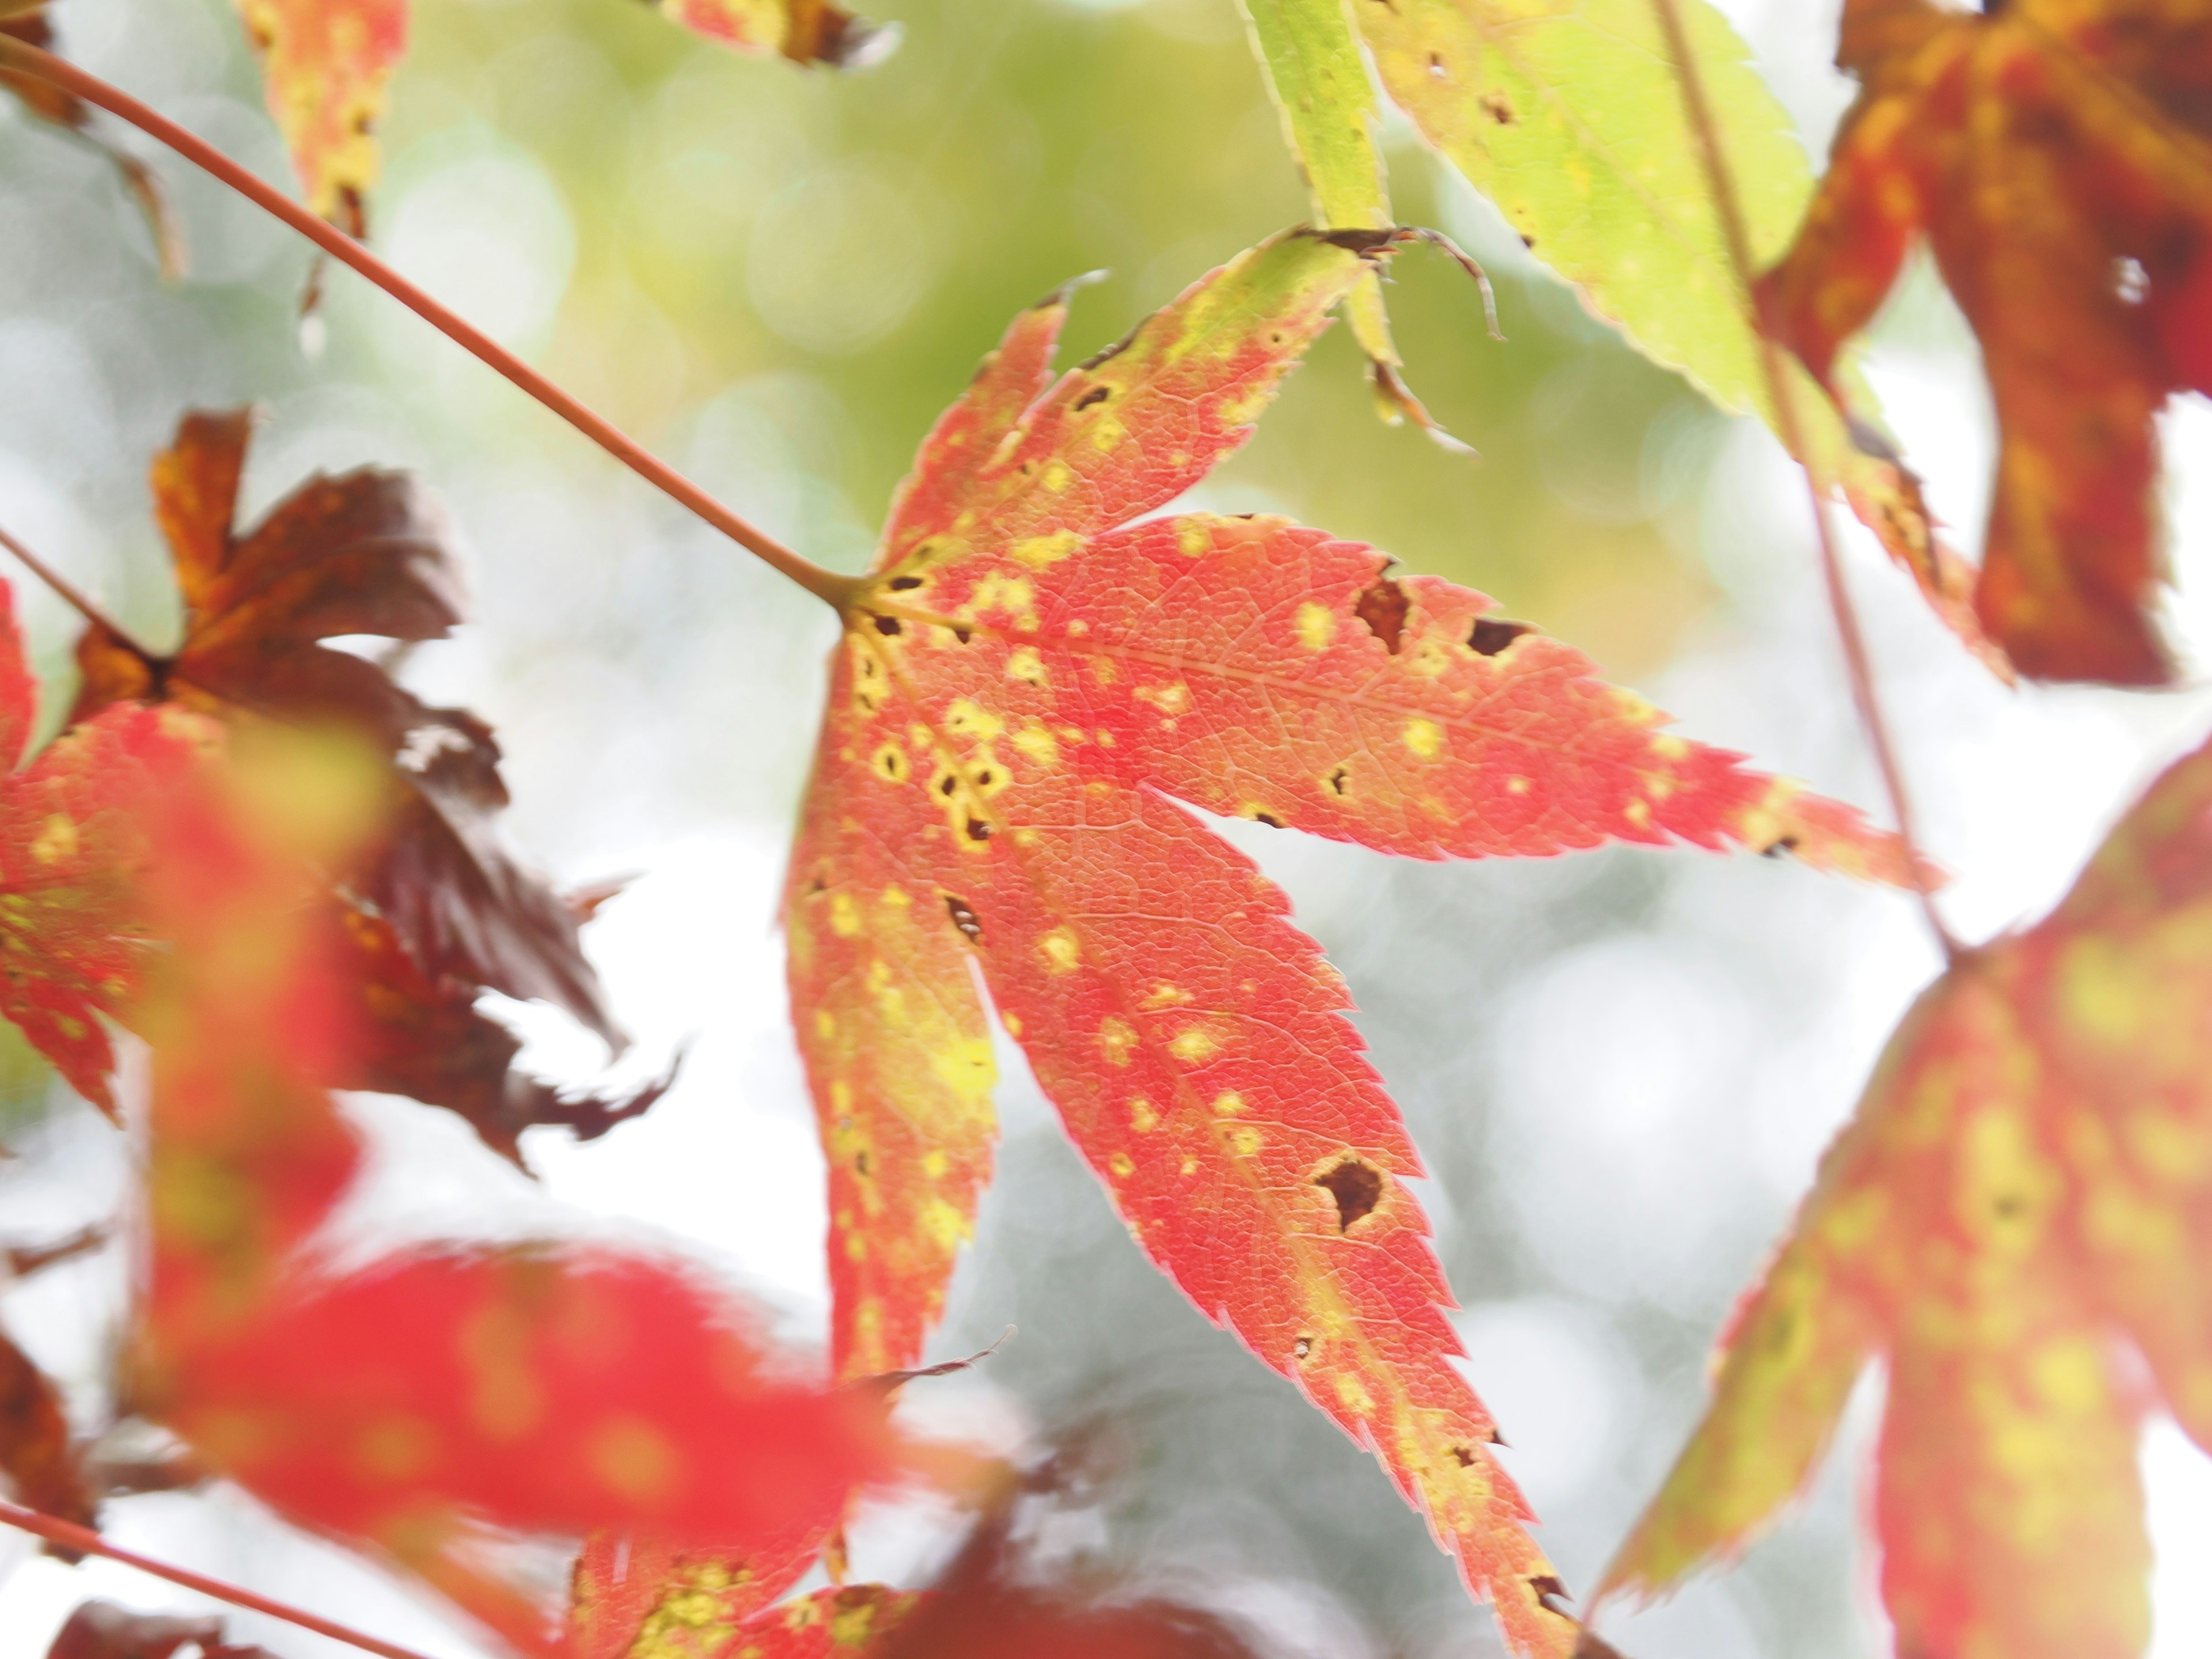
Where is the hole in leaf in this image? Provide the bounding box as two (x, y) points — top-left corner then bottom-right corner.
(1450, 1443), (1477, 1467)
(1325, 765), (1352, 798)
(1354, 578), (1410, 653)
(1251, 810), (1282, 828)
(1315, 1157), (1384, 1231)
(964, 815), (993, 842)
(888, 574), (924, 591)
(939, 773), (960, 797)
(1468, 617), (1533, 656)
(952, 626), (973, 645)
(872, 615), (903, 636)
(1293, 1336), (1312, 1359)
(945, 895), (982, 942)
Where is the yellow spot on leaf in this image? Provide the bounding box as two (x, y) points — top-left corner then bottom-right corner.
(1013, 724), (1060, 768)
(921, 1149), (949, 1180)
(1402, 718), (1444, 759)
(1039, 927), (1081, 974)
(589, 1415), (679, 1505)
(1136, 681), (1190, 717)
(1228, 1125), (1263, 1157)
(1213, 1092), (1245, 1116)
(1506, 775), (1530, 794)
(1296, 602), (1336, 652)
(1099, 1017), (1138, 1066)
(1177, 521), (1211, 558)
(830, 893), (862, 938)
(1007, 647), (1049, 687)
(1169, 1027), (1221, 1063)
(30, 815), (76, 865)
(1130, 1096), (1158, 1132)
(1011, 531), (1081, 569)
(1108, 1152), (1135, 1177)
(1041, 461), (1071, 492)
(944, 699), (1005, 742)
(1625, 799), (1652, 828)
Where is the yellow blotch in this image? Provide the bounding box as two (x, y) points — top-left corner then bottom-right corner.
(1402, 718), (1444, 759)
(1227, 1125), (1263, 1157)
(1653, 734), (1689, 759)
(1218, 385), (1271, 426)
(830, 892), (862, 938)
(589, 1415), (680, 1506)
(2127, 1110), (2212, 1181)
(871, 745), (908, 783)
(829, 1079), (854, 1116)
(1007, 647), (1049, 688)
(1506, 775), (1530, 795)
(1295, 602), (1336, 652)
(1039, 927), (1081, 974)
(882, 885), (911, 908)
(1130, 1096), (1159, 1132)
(353, 1414), (435, 1481)
(1108, 1152), (1135, 1177)
(921, 1149), (949, 1180)
(1177, 521), (1212, 558)
(1137, 984), (1187, 1012)
(1135, 681), (1190, 717)
(1090, 658), (1119, 687)
(1179, 1154), (1199, 1176)
(1099, 1017), (1138, 1067)
(929, 1037), (995, 1108)
(1408, 638), (1452, 677)
(920, 1198), (970, 1249)
(1212, 1092), (1245, 1116)
(1041, 461), (1072, 492)
(1013, 724), (1060, 769)
(1003, 1010), (1024, 1036)
(1169, 1027), (1222, 1063)
(1625, 799), (1653, 828)
(2028, 1335), (2108, 1417)
(1011, 531), (1081, 569)
(30, 815), (76, 865)
(2062, 937), (2152, 1047)
(813, 1010), (835, 1040)
(1334, 1374), (1375, 1416)
(1090, 415), (1128, 453)
(943, 698), (1005, 742)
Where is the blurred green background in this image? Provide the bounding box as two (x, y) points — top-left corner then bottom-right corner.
(5, 1), (2212, 1657)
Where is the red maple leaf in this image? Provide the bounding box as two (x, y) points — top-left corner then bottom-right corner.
(783, 228), (1920, 1657)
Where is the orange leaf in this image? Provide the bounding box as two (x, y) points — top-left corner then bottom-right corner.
(1759, 0), (2212, 684)
(1598, 721), (2212, 1654)
(234, 0), (406, 234)
(786, 229), (1920, 1658)
(656, 0), (889, 66)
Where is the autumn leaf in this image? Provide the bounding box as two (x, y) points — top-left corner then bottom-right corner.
(72, 410), (663, 1160)
(229, 0), (881, 240)
(784, 228), (1918, 1658)
(0, 578), (210, 1116)
(233, 0), (405, 236)
(569, 1521), (826, 1659)
(48, 1600), (282, 1659)
(0, 1323), (95, 1541)
(656, 0), (890, 66)
(0, 7), (183, 276)
(1758, 0), (2212, 685)
(1233, 0), (2008, 676)
(134, 736), (903, 1658)
(1597, 721), (2212, 1656)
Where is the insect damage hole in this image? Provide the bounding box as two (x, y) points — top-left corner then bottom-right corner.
(945, 895), (983, 942)
(1354, 576), (1410, 654)
(1315, 1157), (1384, 1232)
(1468, 616), (1533, 656)
(1074, 385), (1112, 411)
(872, 614), (903, 636)
(887, 574), (925, 591)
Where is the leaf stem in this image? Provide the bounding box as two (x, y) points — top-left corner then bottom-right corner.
(0, 36), (862, 613)
(0, 1501), (444, 1659)
(1650, 0), (1958, 959)
(0, 519), (164, 660)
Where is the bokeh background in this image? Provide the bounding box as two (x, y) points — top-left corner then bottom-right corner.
(1, 0), (2210, 1653)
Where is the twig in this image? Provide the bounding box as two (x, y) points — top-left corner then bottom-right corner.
(0, 521), (162, 661)
(1650, 0), (1959, 959)
(0, 36), (861, 614)
(0, 1501), (443, 1659)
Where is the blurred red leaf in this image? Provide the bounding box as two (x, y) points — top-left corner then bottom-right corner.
(0, 1323), (94, 1545)
(1759, 0), (2212, 683)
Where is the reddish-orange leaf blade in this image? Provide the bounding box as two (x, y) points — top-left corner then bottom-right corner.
(790, 230), (1929, 1658)
(730, 1586), (923, 1658)
(786, 649), (997, 1381)
(234, 0), (406, 234)
(878, 282), (1086, 572)
(887, 512), (1916, 880)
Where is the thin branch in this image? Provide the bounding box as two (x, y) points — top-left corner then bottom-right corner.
(0, 521), (162, 661)
(0, 36), (862, 614)
(0, 1501), (444, 1659)
(1650, 0), (1959, 959)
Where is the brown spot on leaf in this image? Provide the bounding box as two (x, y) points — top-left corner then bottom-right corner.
(1479, 92), (1515, 124)
(945, 895), (982, 942)
(1325, 765), (1351, 798)
(1354, 577), (1410, 653)
(1074, 385), (1112, 411)
(1760, 834), (1801, 861)
(888, 574), (924, 590)
(1469, 616), (1533, 656)
(952, 626), (973, 645)
(964, 815), (992, 842)
(1315, 1157), (1384, 1231)
(872, 614), (903, 636)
